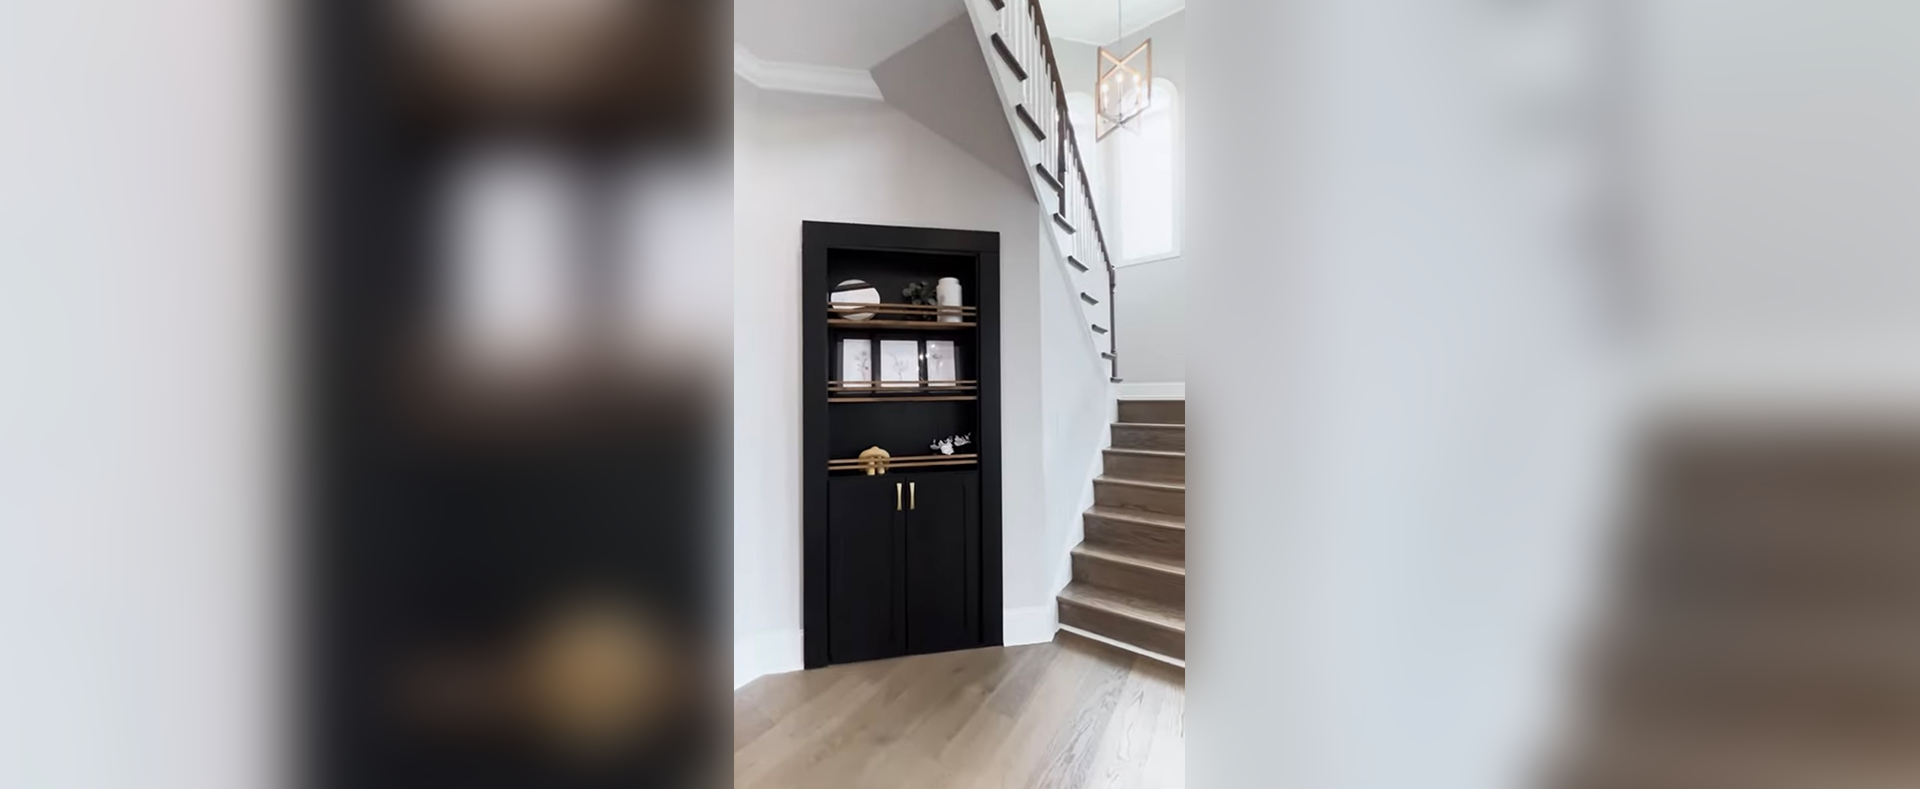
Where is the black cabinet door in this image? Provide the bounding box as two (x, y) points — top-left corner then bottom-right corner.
(827, 475), (904, 664)
(904, 472), (980, 655)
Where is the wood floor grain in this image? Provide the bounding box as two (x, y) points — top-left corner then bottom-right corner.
(733, 633), (1184, 788)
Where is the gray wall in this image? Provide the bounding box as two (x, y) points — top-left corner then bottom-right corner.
(873, 15), (1034, 192)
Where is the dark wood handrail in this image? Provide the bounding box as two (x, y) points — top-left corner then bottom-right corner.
(1025, 0), (1120, 382)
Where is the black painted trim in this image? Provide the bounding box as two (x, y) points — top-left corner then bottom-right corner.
(801, 221), (1005, 669)
(1079, 292), (1100, 306)
(990, 34), (1028, 81)
(1035, 163), (1063, 193)
(1053, 213), (1076, 234)
(1066, 255), (1088, 272)
(1015, 105), (1046, 141)
(1091, 324), (1109, 334)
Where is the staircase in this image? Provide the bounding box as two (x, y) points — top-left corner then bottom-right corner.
(1058, 399), (1186, 660)
(957, 0), (1183, 658)
(961, 0), (1121, 383)
(1555, 426), (1920, 786)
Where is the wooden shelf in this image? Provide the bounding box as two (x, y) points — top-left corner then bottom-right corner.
(830, 303), (977, 318)
(828, 380), (978, 403)
(828, 319), (977, 330)
(830, 395), (979, 404)
(829, 379), (977, 391)
(828, 453), (980, 472)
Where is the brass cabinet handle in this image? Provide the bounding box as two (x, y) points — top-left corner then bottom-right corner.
(896, 482), (902, 511)
(910, 482), (917, 510)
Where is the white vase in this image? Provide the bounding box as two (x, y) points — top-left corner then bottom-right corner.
(937, 277), (963, 323)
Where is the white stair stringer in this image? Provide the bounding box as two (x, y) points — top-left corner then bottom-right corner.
(960, 0), (1115, 378)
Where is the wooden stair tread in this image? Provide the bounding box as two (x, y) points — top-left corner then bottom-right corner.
(1095, 476), (1184, 493)
(1104, 447), (1184, 459)
(1086, 505), (1185, 530)
(1073, 543), (1185, 575)
(1059, 582), (1185, 632)
(1113, 421), (1183, 429)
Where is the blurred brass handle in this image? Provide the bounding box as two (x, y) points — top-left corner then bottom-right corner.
(910, 482), (917, 510)
(896, 483), (902, 511)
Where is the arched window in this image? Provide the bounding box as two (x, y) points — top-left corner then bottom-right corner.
(1107, 78), (1182, 265)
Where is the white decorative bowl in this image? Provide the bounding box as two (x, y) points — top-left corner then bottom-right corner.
(831, 279), (881, 321)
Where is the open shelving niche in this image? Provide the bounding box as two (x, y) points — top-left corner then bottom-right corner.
(823, 262), (983, 474)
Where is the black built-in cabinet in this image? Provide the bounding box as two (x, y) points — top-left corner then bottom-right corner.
(826, 472), (980, 664)
(803, 222), (1002, 669)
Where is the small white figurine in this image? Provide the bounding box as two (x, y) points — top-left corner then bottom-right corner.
(930, 433), (974, 456)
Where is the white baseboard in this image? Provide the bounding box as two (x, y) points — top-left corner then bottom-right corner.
(1059, 624), (1187, 669)
(735, 629), (805, 690)
(1118, 382), (1185, 400)
(1003, 604), (1059, 646)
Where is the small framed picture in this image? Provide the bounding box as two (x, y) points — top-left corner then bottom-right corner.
(879, 340), (922, 388)
(925, 340), (957, 386)
(839, 339), (873, 388)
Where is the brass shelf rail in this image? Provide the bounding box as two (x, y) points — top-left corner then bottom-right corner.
(829, 303), (977, 315)
(828, 452), (980, 472)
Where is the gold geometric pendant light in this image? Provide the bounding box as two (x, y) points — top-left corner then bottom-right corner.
(1095, 35), (1151, 140)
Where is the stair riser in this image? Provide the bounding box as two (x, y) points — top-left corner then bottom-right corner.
(1073, 554), (1185, 608)
(1103, 451), (1184, 483)
(1096, 481), (1185, 516)
(1059, 600), (1185, 660)
(1084, 515), (1184, 562)
(1112, 424), (1184, 452)
(1119, 400), (1185, 425)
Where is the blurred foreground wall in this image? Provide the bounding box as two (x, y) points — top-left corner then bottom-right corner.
(0, 0), (279, 787)
(1636, 0), (1920, 407)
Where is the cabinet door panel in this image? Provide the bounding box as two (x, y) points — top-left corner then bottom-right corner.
(905, 472), (978, 655)
(828, 476), (903, 664)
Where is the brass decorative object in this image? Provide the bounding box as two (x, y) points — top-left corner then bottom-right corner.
(859, 445), (892, 475)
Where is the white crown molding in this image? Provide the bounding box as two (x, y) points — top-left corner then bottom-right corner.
(734, 43), (884, 101)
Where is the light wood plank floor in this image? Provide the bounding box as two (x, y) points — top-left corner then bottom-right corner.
(733, 633), (1185, 788)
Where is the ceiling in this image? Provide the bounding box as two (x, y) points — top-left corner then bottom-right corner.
(734, 0), (968, 70)
(1038, 0), (1184, 45)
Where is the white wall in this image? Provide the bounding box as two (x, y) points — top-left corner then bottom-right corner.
(1034, 212), (1120, 635)
(1192, 0), (1624, 787)
(734, 80), (1096, 686)
(1053, 11), (1190, 385)
(0, 1), (277, 787)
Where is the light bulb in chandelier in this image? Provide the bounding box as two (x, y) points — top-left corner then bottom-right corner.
(1095, 39), (1151, 140)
